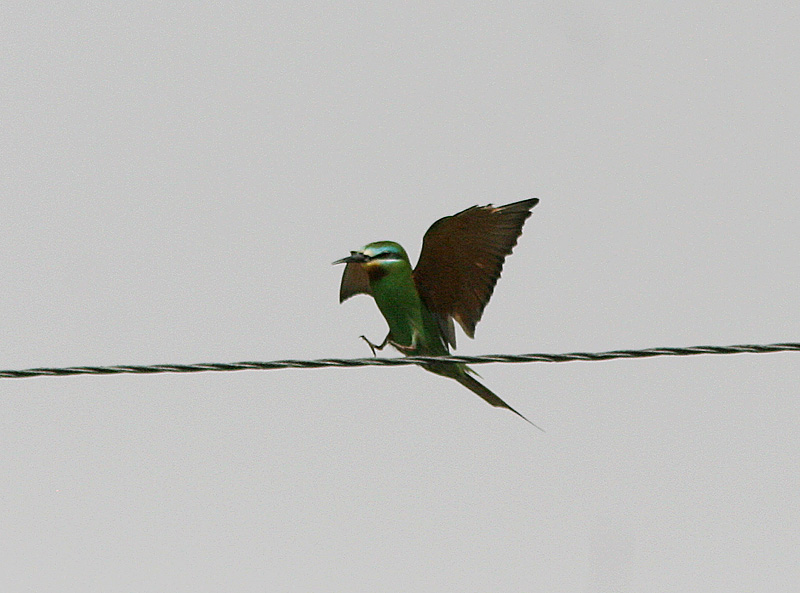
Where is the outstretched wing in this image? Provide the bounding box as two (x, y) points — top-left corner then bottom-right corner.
(339, 262), (371, 302)
(412, 198), (539, 347)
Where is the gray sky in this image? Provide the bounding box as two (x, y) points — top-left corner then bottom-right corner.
(2, 2), (799, 591)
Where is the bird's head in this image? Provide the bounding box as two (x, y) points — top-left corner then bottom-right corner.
(333, 241), (411, 268)
(333, 242), (412, 300)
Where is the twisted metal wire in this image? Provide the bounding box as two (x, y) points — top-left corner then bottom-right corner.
(1, 342), (798, 379)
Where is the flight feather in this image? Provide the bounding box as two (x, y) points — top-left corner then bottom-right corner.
(412, 198), (539, 346)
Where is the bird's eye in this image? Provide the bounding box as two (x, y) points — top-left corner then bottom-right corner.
(374, 251), (397, 259)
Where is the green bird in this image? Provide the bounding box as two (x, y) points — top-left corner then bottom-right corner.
(334, 198), (540, 427)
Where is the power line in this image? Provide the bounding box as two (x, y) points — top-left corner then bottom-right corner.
(1, 342), (798, 379)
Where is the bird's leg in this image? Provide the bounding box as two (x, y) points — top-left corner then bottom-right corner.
(388, 331), (419, 355)
(359, 333), (390, 357)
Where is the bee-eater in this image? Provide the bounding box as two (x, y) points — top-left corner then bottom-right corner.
(334, 198), (540, 426)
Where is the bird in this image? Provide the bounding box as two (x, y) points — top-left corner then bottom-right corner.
(333, 198), (540, 427)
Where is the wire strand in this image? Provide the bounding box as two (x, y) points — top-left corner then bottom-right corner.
(1, 342), (798, 379)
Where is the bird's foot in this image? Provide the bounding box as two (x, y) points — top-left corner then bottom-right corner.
(389, 340), (417, 355)
(359, 335), (386, 357)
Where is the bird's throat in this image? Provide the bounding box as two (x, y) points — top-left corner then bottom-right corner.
(364, 263), (388, 283)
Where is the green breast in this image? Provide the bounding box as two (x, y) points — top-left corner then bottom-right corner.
(369, 268), (448, 355)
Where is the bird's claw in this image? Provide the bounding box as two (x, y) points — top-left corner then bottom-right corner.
(359, 335), (379, 357)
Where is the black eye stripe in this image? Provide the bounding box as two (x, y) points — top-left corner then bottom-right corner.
(371, 251), (400, 260)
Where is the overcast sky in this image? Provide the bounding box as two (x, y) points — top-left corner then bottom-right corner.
(2, 2), (799, 591)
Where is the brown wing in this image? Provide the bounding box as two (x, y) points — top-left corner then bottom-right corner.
(412, 198), (539, 346)
(339, 262), (371, 302)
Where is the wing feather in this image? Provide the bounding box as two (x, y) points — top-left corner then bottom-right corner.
(412, 198), (539, 346)
(339, 262), (371, 302)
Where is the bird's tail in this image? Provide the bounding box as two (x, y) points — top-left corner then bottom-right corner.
(454, 369), (543, 431)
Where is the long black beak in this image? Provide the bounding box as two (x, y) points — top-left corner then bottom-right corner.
(332, 251), (368, 265)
